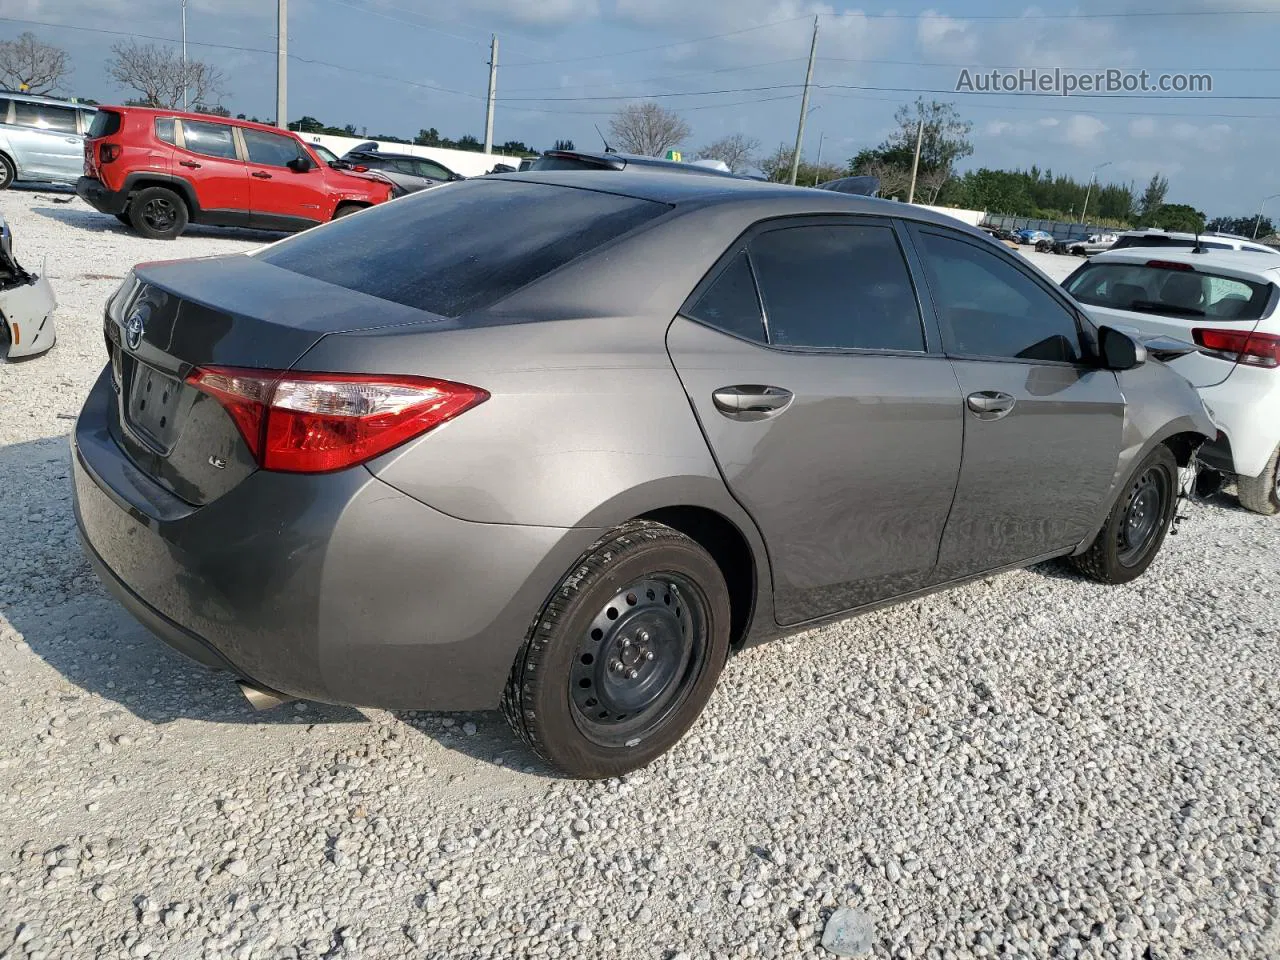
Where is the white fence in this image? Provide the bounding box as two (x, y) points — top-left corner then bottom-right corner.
(301, 133), (523, 178)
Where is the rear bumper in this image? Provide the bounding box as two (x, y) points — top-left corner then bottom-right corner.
(1197, 370), (1280, 479)
(77, 176), (129, 215)
(72, 368), (596, 710)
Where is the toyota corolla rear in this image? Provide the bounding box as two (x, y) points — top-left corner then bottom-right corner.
(72, 177), (688, 710)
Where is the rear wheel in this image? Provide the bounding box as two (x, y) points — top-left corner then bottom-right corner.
(502, 521), (731, 779)
(128, 186), (188, 239)
(114, 212), (132, 226)
(1069, 445), (1178, 584)
(1237, 445), (1280, 515)
(0, 154), (14, 190)
(333, 203), (364, 219)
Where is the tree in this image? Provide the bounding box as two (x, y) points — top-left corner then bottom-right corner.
(1208, 214), (1272, 237)
(759, 144), (844, 187)
(851, 99), (973, 202)
(553, 139), (575, 152)
(415, 128), (442, 146)
(107, 41), (224, 110)
(1137, 173), (1170, 222)
(695, 133), (760, 174)
(1149, 203), (1205, 234)
(609, 102), (690, 157)
(0, 32), (71, 95)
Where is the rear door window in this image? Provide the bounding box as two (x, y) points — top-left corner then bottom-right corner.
(686, 252), (766, 343)
(415, 160), (453, 179)
(180, 120), (238, 160)
(12, 101), (78, 133)
(258, 179), (669, 317)
(748, 223), (926, 351)
(154, 118), (177, 145)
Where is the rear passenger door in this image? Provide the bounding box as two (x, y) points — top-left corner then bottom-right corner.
(666, 217), (964, 626)
(905, 224), (1125, 580)
(174, 118), (249, 225)
(8, 100), (82, 181)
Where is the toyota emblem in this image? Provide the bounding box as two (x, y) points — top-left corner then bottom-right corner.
(124, 311), (145, 351)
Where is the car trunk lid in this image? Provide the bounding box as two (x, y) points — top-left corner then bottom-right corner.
(105, 254), (443, 506)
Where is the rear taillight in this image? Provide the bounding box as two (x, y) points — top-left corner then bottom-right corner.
(353, 165), (369, 172)
(98, 143), (121, 164)
(185, 367), (488, 473)
(1192, 328), (1280, 369)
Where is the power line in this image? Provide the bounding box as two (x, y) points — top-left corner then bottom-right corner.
(818, 56), (1280, 74)
(503, 58), (804, 94)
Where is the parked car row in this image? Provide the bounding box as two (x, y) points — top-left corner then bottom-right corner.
(74, 172), (1229, 779)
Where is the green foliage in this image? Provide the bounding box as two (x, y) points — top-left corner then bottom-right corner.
(938, 167), (1137, 224)
(1208, 215), (1272, 237)
(1142, 203), (1205, 233)
(850, 99), (974, 202)
(760, 144), (845, 186)
(1138, 173), (1170, 220)
(553, 139), (576, 152)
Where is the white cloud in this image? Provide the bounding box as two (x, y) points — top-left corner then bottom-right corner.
(1061, 113), (1107, 147)
(1128, 116), (1158, 138)
(984, 119), (1015, 136)
(461, 0), (600, 27)
(1038, 116), (1059, 128)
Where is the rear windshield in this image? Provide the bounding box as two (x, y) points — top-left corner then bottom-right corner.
(258, 179), (669, 317)
(529, 155), (615, 172)
(1065, 261), (1274, 320)
(88, 109), (122, 139)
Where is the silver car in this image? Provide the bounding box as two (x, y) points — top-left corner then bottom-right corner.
(72, 173), (1214, 778)
(0, 92), (96, 189)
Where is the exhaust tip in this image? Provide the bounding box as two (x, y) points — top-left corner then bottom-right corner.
(237, 680), (296, 712)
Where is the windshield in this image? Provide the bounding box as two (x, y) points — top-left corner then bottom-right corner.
(1065, 261), (1274, 320)
(310, 143), (339, 163)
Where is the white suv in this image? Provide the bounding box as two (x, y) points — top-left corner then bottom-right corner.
(1109, 229), (1280, 257)
(0, 92), (96, 190)
(1063, 247), (1280, 514)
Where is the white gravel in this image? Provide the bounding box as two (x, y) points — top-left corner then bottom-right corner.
(2, 188), (1279, 960)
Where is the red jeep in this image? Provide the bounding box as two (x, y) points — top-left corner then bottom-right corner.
(78, 107), (395, 239)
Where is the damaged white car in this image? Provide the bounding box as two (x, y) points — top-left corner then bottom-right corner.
(0, 211), (57, 360)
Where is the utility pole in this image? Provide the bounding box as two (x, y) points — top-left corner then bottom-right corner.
(788, 16), (819, 186)
(276, 0), (288, 129)
(1080, 161), (1111, 225)
(484, 34), (499, 155)
(813, 131), (825, 186)
(1253, 193), (1280, 238)
(906, 118), (924, 204)
(181, 0), (188, 111)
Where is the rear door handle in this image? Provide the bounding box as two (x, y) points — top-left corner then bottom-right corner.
(252, 171), (273, 179)
(966, 391), (1016, 421)
(179, 160), (202, 169)
(65, 137), (81, 144)
(712, 385), (794, 421)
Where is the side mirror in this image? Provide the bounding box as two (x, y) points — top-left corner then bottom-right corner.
(1097, 325), (1147, 371)
(287, 156), (314, 173)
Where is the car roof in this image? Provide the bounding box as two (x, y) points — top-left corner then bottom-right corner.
(0, 90), (94, 107)
(539, 149), (740, 177)
(490, 170), (999, 234)
(93, 105), (302, 138)
(1085, 246), (1280, 279)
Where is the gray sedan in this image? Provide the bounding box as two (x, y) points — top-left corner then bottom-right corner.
(72, 173), (1214, 778)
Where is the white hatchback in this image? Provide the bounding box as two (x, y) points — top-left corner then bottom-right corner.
(1063, 247), (1280, 514)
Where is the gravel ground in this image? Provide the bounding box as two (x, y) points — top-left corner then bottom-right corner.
(1, 188), (1278, 960)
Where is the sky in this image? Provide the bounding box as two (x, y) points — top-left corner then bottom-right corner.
(5, 0), (1280, 216)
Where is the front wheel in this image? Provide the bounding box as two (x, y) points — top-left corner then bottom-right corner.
(1236, 444), (1280, 516)
(1068, 445), (1178, 584)
(502, 521), (731, 779)
(0, 154), (15, 191)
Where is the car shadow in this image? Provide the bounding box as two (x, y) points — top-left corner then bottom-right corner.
(27, 201), (289, 244)
(0, 435), (554, 774)
(0, 436), (363, 727)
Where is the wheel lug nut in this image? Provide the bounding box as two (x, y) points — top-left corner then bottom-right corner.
(610, 660), (624, 673)
(644, 650), (655, 661)
(626, 668), (640, 680)
(638, 631), (649, 643)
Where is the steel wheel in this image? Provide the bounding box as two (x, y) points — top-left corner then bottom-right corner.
(1116, 465), (1170, 567)
(0, 157), (13, 190)
(570, 574), (708, 748)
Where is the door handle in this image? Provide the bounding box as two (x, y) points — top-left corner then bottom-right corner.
(966, 391), (1016, 421)
(712, 385), (794, 421)
(65, 137), (80, 144)
(252, 171), (273, 179)
(179, 160), (202, 169)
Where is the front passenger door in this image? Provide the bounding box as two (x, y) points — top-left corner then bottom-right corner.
(241, 127), (329, 229)
(907, 225), (1125, 580)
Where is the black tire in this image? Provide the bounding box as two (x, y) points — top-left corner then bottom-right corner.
(0, 154), (14, 191)
(128, 186), (189, 240)
(333, 203), (363, 219)
(1069, 445), (1178, 584)
(502, 520), (732, 779)
(1236, 445), (1280, 516)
